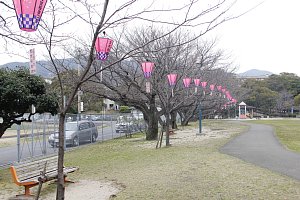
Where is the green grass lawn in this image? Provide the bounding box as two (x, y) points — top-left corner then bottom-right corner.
(247, 119), (300, 152)
(1, 120), (300, 199)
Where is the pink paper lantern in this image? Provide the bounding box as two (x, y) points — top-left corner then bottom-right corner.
(194, 79), (201, 87)
(167, 74), (177, 86)
(210, 84), (215, 91)
(183, 78), (191, 88)
(217, 85), (222, 91)
(13, 0), (48, 32)
(141, 62), (154, 78)
(201, 81), (207, 88)
(95, 37), (113, 60)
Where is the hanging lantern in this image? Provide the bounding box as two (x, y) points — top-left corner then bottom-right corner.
(167, 74), (177, 86)
(194, 79), (201, 87)
(194, 78), (201, 93)
(226, 91), (231, 100)
(201, 81), (207, 88)
(201, 81), (207, 95)
(221, 88), (226, 98)
(183, 78), (191, 88)
(141, 62), (154, 78)
(167, 74), (177, 97)
(13, 0), (48, 32)
(183, 78), (191, 96)
(217, 85), (222, 96)
(209, 84), (215, 96)
(141, 62), (155, 93)
(95, 37), (113, 60)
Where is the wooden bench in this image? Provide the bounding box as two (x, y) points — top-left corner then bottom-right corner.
(10, 155), (78, 197)
(168, 129), (175, 135)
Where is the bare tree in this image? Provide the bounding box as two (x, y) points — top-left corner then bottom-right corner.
(2, 0), (244, 198)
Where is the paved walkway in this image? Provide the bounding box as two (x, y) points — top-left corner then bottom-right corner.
(220, 122), (300, 181)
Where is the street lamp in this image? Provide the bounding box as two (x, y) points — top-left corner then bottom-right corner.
(198, 102), (202, 135)
(165, 73), (178, 146)
(192, 78), (202, 135)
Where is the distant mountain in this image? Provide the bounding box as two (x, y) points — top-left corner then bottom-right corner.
(238, 69), (274, 78)
(0, 58), (78, 78)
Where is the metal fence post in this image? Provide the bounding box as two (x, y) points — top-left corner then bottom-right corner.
(31, 115), (34, 157)
(43, 114), (46, 155)
(17, 124), (21, 162)
(111, 115), (113, 139)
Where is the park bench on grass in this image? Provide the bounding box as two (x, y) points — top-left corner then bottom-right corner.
(168, 129), (175, 135)
(10, 155), (78, 197)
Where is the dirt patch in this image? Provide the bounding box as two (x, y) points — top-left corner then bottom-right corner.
(42, 180), (122, 200)
(135, 126), (233, 149)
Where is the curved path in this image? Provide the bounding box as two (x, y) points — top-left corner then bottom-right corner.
(220, 122), (300, 181)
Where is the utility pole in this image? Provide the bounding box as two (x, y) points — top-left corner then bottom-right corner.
(77, 64), (82, 121)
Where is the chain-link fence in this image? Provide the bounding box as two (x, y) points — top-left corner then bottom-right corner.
(0, 112), (146, 168)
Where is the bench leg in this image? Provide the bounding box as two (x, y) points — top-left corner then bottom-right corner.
(16, 185), (36, 197)
(64, 177), (75, 183)
(25, 186), (31, 196)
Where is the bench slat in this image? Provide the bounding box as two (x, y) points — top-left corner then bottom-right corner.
(21, 167), (78, 183)
(10, 155), (78, 196)
(16, 159), (58, 182)
(16, 161), (58, 176)
(14, 156), (58, 169)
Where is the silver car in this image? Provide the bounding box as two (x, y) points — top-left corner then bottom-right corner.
(48, 121), (98, 147)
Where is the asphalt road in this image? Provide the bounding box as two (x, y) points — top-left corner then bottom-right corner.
(220, 122), (300, 181)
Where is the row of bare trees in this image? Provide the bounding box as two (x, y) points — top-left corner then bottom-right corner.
(81, 28), (237, 140)
(1, 0), (242, 199)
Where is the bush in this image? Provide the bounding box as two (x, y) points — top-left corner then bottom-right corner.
(119, 106), (131, 113)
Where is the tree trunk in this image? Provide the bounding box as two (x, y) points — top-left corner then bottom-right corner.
(0, 120), (14, 138)
(146, 95), (158, 140)
(165, 105), (171, 146)
(170, 111), (178, 129)
(56, 113), (65, 200)
(0, 124), (8, 138)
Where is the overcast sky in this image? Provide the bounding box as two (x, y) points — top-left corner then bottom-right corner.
(211, 0), (300, 76)
(1, 0), (300, 76)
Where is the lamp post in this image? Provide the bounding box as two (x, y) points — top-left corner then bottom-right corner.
(209, 84), (215, 96)
(198, 102), (202, 134)
(166, 74), (177, 146)
(194, 78), (201, 93)
(201, 81), (207, 95)
(193, 78), (202, 135)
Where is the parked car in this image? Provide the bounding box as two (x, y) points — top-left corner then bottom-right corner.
(48, 121), (98, 147)
(115, 122), (134, 134)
